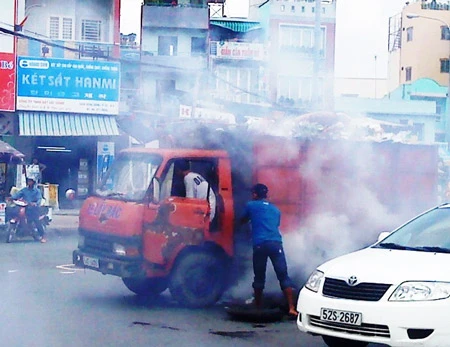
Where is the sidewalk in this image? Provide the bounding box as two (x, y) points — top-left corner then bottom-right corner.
(53, 208), (80, 216)
(50, 208), (79, 232)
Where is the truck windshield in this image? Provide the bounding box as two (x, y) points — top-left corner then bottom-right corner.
(95, 153), (162, 201)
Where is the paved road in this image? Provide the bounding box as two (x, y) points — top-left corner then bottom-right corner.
(0, 215), (329, 347)
(0, 212), (386, 347)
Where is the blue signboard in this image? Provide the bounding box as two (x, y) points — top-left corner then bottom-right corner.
(17, 57), (120, 115)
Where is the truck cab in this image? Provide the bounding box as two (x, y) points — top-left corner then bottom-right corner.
(73, 147), (235, 307)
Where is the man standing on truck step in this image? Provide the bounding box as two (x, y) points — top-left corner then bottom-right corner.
(177, 160), (216, 221)
(241, 183), (298, 319)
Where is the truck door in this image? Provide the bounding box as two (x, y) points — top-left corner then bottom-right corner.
(142, 159), (217, 266)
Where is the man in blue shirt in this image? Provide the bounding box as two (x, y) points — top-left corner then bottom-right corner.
(11, 177), (46, 243)
(241, 183), (298, 318)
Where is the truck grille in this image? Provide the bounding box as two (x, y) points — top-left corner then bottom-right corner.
(309, 315), (390, 338)
(84, 235), (113, 253)
(323, 278), (391, 301)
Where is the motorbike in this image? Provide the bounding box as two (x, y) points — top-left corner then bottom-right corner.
(5, 199), (51, 243)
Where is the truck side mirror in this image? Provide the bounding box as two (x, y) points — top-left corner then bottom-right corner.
(152, 177), (160, 204)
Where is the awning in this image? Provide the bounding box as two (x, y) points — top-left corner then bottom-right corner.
(210, 20), (262, 33)
(18, 112), (120, 136)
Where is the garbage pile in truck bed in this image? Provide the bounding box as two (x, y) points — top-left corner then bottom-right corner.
(245, 112), (414, 143)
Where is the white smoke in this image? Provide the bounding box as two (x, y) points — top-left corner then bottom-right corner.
(224, 111), (436, 301)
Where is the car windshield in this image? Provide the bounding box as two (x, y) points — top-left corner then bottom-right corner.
(374, 205), (450, 253)
(95, 153), (162, 201)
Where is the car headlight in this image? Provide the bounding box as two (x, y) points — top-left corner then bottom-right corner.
(389, 281), (450, 301)
(305, 270), (324, 293)
(78, 235), (85, 248)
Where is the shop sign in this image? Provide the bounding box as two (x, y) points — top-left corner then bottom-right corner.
(16, 57), (120, 115)
(0, 52), (15, 112)
(97, 142), (115, 185)
(216, 42), (265, 61)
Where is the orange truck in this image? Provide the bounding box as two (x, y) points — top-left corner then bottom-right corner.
(73, 128), (439, 307)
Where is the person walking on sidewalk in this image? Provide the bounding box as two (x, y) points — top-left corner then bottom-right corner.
(240, 183), (299, 318)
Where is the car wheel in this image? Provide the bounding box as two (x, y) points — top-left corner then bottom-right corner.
(322, 335), (368, 347)
(5, 224), (16, 243)
(122, 277), (168, 296)
(169, 250), (227, 308)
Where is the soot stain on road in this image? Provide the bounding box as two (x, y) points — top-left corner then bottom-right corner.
(132, 321), (181, 331)
(209, 330), (256, 338)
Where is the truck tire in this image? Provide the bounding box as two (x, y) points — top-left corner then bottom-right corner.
(122, 277), (167, 296)
(169, 250), (227, 308)
(322, 336), (368, 347)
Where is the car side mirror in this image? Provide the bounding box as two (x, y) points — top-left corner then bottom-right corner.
(377, 231), (390, 242)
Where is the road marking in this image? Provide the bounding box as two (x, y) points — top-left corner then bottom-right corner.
(8, 269), (18, 273)
(56, 264), (83, 274)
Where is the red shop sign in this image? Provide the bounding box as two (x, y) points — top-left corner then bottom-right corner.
(0, 52), (15, 112)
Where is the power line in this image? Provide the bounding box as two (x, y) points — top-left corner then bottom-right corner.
(0, 25), (284, 109)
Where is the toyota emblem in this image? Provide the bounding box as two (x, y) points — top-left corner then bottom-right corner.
(347, 276), (358, 286)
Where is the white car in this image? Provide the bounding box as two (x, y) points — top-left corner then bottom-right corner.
(296, 204), (450, 347)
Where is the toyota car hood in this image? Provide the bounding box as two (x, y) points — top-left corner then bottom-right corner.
(317, 247), (450, 284)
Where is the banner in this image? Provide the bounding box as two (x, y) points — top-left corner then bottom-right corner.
(97, 142), (115, 185)
(17, 57), (120, 115)
(0, 53), (16, 111)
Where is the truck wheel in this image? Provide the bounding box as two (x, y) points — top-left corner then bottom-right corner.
(169, 251), (227, 308)
(5, 224), (16, 243)
(122, 277), (167, 296)
(322, 336), (368, 347)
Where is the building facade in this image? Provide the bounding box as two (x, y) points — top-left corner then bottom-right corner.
(138, 0), (209, 121)
(256, 0), (336, 111)
(0, 0), (126, 206)
(208, 18), (269, 118)
(387, 0), (450, 142)
(388, 0), (450, 91)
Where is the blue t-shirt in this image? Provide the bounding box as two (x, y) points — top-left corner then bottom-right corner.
(12, 186), (43, 205)
(243, 199), (282, 246)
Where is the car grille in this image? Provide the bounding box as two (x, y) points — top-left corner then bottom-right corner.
(323, 278), (391, 301)
(309, 315), (390, 338)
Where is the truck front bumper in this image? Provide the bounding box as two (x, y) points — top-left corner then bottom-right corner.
(73, 250), (145, 278)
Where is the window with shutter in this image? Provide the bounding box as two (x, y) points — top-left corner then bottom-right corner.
(49, 17), (59, 39)
(81, 19), (102, 42)
(62, 18), (73, 40)
(48, 16), (73, 40)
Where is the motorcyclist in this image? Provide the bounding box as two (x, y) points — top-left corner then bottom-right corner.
(10, 177), (47, 243)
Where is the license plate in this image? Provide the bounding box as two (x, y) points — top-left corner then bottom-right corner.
(83, 256), (99, 269)
(320, 308), (362, 326)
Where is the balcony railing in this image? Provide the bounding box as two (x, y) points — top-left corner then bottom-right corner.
(17, 38), (116, 60)
(143, 0), (208, 7)
(78, 43), (112, 60)
(279, 45), (325, 58)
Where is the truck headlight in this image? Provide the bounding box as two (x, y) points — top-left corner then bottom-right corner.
(78, 235), (85, 248)
(305, 270), (324, 293)
(389, 281), (450, 301)
(113, 243), (127, 256)
(112, 243), (139, 257)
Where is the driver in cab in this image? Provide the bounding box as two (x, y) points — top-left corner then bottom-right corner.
(9, 177), (47, 243)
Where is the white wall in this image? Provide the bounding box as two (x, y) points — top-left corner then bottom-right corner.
(0, 0), (16, 53)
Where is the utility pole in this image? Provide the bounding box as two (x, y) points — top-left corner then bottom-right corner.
(312, 0), (321, 109)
